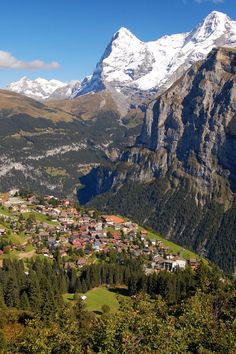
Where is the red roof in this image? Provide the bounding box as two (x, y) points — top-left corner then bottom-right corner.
(103, 215), (125, 224)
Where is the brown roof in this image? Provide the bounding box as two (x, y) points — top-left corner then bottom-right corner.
(103, 215), (125, 224)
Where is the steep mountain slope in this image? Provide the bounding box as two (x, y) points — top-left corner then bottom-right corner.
(77, 11), (236, 104)
(0, 90), (74, 122)
(7, 77), (67, 100)
(0, 90), (141, 198)
(47, 90), (133, 120)
(79, 47), (236, 273)
(48, 80), (81, 100)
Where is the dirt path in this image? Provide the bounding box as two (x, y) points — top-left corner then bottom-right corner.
(18, 250), (36, 259)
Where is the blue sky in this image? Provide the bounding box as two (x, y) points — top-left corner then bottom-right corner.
(0, 0), (235, 86)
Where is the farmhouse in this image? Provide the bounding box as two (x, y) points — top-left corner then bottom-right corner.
(102, 215), (125, 226)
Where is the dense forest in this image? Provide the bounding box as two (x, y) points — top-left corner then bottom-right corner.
(0, 256), (235, 353)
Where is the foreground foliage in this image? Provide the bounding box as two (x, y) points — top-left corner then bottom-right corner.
(0, 257), (235, 353)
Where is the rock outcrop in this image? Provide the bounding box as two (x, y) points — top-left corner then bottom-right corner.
(80, 48), (236, 273)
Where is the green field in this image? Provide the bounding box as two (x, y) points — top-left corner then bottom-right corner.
(23, 211), (59, 226)
(64, 287), (128, 313)
(8, 232), (27, 245)
(145, 229), (199, 260)
(0, 206), (11, 217)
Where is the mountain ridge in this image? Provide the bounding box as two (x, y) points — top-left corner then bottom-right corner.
(6, 11), (236, 109)
(78, 46), (236, 273)
(76, 10), (236, 104)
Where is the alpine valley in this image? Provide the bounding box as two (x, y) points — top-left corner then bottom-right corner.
(1, 11), (236, 273)
(80, 46), (236, 274)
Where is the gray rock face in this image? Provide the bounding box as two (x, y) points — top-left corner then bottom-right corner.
(81, 48), (236, 272)
(130, 47), (236, 205)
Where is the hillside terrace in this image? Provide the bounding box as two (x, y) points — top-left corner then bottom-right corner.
(0, 191), (199, 272)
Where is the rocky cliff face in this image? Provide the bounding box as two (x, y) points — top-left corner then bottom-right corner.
(133, 47), (236, 205)
(80, 48), (236, 273)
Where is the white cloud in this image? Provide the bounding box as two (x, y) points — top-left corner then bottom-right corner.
(195, 0), (224, 3)
(0, 51), (60, 70)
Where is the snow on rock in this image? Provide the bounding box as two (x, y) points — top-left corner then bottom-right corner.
(6, 11), (236, 103)
(48, 80), (82, 100)
(7, 76), (67, 100)
(77, 11), (236, 97)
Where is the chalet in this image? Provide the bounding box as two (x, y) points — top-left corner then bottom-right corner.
(60, 226), (68, 233)
(19, 205), (30, 213)
(173, 258), (186, 269)
(102, 215), (125, 226)
(69, 207), (78, 215)
(111, 230), (120, 239)
(41, 247), (49, 256)
(166, 254), (175, 260)
(44, 195), (57, 202)
(120, 227), (128, 235)
(94, 222), (103, 230)
(59, 250), (67, 257)
(89, 230), (102, 238)
(0, 228), (6, 235)
(140, 230), (148, 241)
(77, 258), (87, 267)
(189, 259), (199, 270)
(161, 258), (186, 272)
(161, 259), (175, 271)
(62, 199), (70, 207)
(27, 195), (38, 204)
(9, 189), (19, 197)
(72, 239), (82, 248)
(88, 210), (95, 217)
(51, 208), (61, 215)
(93, 240), (101, 251)
(64, 262), (76, 269)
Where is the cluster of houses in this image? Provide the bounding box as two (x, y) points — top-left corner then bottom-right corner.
(0, 191), (199, 272)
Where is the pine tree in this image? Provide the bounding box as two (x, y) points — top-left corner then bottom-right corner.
(20, 291), (30, 310)
(81, 279), (88, 293)
(0, 330), (6, 351)
(0, 286), (5, 308)
(28, 274), (41, 312)
(5, 278), (20, 308)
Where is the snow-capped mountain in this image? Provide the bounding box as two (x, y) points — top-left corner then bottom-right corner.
(76, 11), (236, 100)
(6, 11), (236, 105)
(7, 76), (67, 100)
(6, 76), (89, 101)
(47, 80), (81, 100)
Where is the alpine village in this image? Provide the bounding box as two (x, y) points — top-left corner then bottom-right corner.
(0, 4), (236, 354)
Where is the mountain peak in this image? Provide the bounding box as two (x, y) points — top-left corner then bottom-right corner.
(203, 10), (232, 28)
(7, 77), (66, 101)
(205, 10), (230, 21)
(112, 27), (140, 42)
(19, 76), (28, 82)
(191, 10), (234, 42)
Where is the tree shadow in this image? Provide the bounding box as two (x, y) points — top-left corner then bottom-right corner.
(108, 287), (129, 296)
(93, 310), (103, 315)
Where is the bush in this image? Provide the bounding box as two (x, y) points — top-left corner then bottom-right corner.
(101, 304), (110, 314)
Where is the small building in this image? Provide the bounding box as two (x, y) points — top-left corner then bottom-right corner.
(0, 228), (6, 236)
(102, 215), (125, 226)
